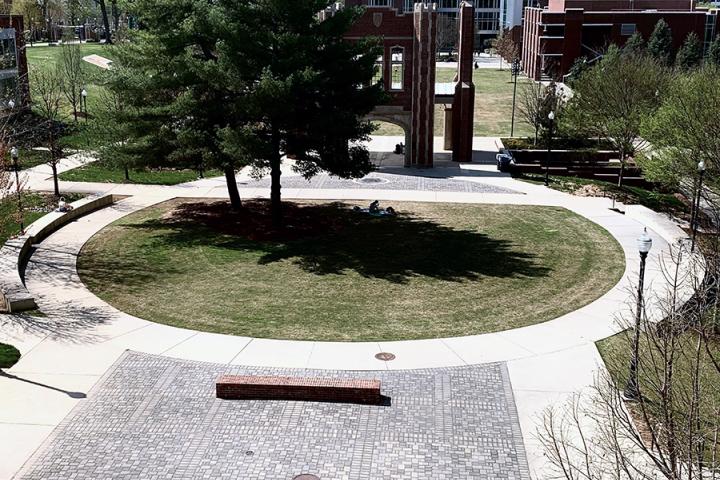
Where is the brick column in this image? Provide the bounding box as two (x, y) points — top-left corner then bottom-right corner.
(560, 9), (584, 78)
(443, 107), (453, 150)
(452, 1), (475, 163)
(409, 2), (436, 168)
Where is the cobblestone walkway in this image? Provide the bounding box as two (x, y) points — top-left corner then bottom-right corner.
(237, 171), (521, 194)
(18, 352), (530, 480)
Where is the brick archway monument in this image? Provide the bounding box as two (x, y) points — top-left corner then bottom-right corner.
(340, 1), (475, 168)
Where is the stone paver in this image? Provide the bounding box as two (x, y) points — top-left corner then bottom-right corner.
(17, 351), (530, 480)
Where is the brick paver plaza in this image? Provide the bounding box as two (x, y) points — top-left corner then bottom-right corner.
(18, 352), (530, 480)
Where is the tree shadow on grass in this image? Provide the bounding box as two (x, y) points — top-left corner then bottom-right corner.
(121, 200), (550, 285)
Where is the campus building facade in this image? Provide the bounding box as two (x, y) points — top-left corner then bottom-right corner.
(0, 15), (29, 107)
(350, 0), (531, 45)
(521, 0), (720, 80)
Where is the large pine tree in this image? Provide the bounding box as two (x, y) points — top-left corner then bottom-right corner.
(676, 31), (702, 69)
(219, 0), (385, 226)
(107, 0), (384, 218)
(647, 18), (673, 65)
(707, 35), (720, 66)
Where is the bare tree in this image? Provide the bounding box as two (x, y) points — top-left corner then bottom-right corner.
(518, 81), (563, 146)
(31, 67), (64, 196)
(538, 238), (720, 480)
(59, 39), (84, 122)
(492, 29), (519, 70)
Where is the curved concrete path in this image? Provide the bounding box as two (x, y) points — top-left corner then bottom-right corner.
(0, 165), (701, 479)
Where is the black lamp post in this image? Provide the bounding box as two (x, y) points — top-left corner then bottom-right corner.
(81, 88), (88, 119)
(691, 160), (706, 253)
(624, 227), (653, 401)
(545, 110), (555, 187)
(510, 58), (521, 137)
(10, 146), (24, 235)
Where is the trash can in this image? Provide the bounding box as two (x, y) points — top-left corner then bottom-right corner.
(496, 153), (513, 172)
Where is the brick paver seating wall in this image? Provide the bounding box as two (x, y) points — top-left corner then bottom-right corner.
(216, 375), (383, 405)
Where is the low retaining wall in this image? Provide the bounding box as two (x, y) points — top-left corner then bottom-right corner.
(216, 375), (383, 405)
(0, 194), (120, 313)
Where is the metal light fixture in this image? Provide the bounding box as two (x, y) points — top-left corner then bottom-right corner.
(625, 227), (652, 401)
(545, 111), (555, 187)
(10, 146), (24, 234)
(691, 160), (706, 252)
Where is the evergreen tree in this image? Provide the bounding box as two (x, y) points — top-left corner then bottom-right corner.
(221, 0), (386, 226)
(108, 0), (384, 221)
(676, 31), (702, 69)
(647, 19), (673, 65)
(565, 56), (589, 87)
(622, 31), (645, 57)
(707, 35), (720, 66)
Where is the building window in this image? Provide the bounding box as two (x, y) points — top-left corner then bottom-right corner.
(620, 23), (636, 36)
(372, 55), (384, 86)
(368, 0), (393, 6)
(0, 29), (19, 106)
(475, 11), (499, 32)
(390, 46), (404, 90)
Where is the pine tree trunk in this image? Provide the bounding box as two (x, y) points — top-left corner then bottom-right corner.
(98, 0), (112, 44)
(270, 125), (282, 228)
(124, 166), (130, 181)
(224, 166), (242, 210)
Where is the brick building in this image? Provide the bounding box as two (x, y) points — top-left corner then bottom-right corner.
(521, 0), (720, 80)
(347, 0), (532, 47)
(0, 15), (29, 107)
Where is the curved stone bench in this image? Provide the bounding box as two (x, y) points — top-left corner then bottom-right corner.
(0, 194), (121, 312)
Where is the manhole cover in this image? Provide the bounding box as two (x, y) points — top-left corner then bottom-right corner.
(354, 177), (388, 184)
(375, 352), (396, 361)
(293, 475), (320, 480)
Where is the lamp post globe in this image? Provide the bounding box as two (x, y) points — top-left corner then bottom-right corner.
(81, 88), (88, 118)
(8, 99), (15, 110)
(625, 227), (652, 401)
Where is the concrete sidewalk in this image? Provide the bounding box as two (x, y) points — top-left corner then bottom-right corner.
(0, 168), (700, 479)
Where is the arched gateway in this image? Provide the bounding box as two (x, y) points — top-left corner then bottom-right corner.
(327, 1), (476, 167)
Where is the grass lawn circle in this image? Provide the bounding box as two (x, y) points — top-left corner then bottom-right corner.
(0, 343), (21, 369)
(78, 199), (625, 341)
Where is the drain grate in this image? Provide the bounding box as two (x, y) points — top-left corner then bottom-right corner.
(293, 475), (320, 480)
(375, 352), (396, 361)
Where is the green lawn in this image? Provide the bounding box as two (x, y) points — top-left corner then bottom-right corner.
(59, 163), (222, 185)
(17, 149), (50, 170)
(0, 343), (21, 369)
(516, 173), (688, 217)
(1, 192), (85, 244)
(27, 44), (117, 150)
(373, 68), (533, 138)
(78, 199), (625, 341)
(597, 329), (720, 458)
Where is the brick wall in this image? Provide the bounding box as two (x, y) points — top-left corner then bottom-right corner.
(216, 375), (383, 405)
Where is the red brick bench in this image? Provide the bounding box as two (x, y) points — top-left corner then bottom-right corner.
(216, 375), (382, 405)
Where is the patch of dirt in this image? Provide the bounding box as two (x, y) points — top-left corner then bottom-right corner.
(572, 184), (605, 197)
(166, 199), (364, 242)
